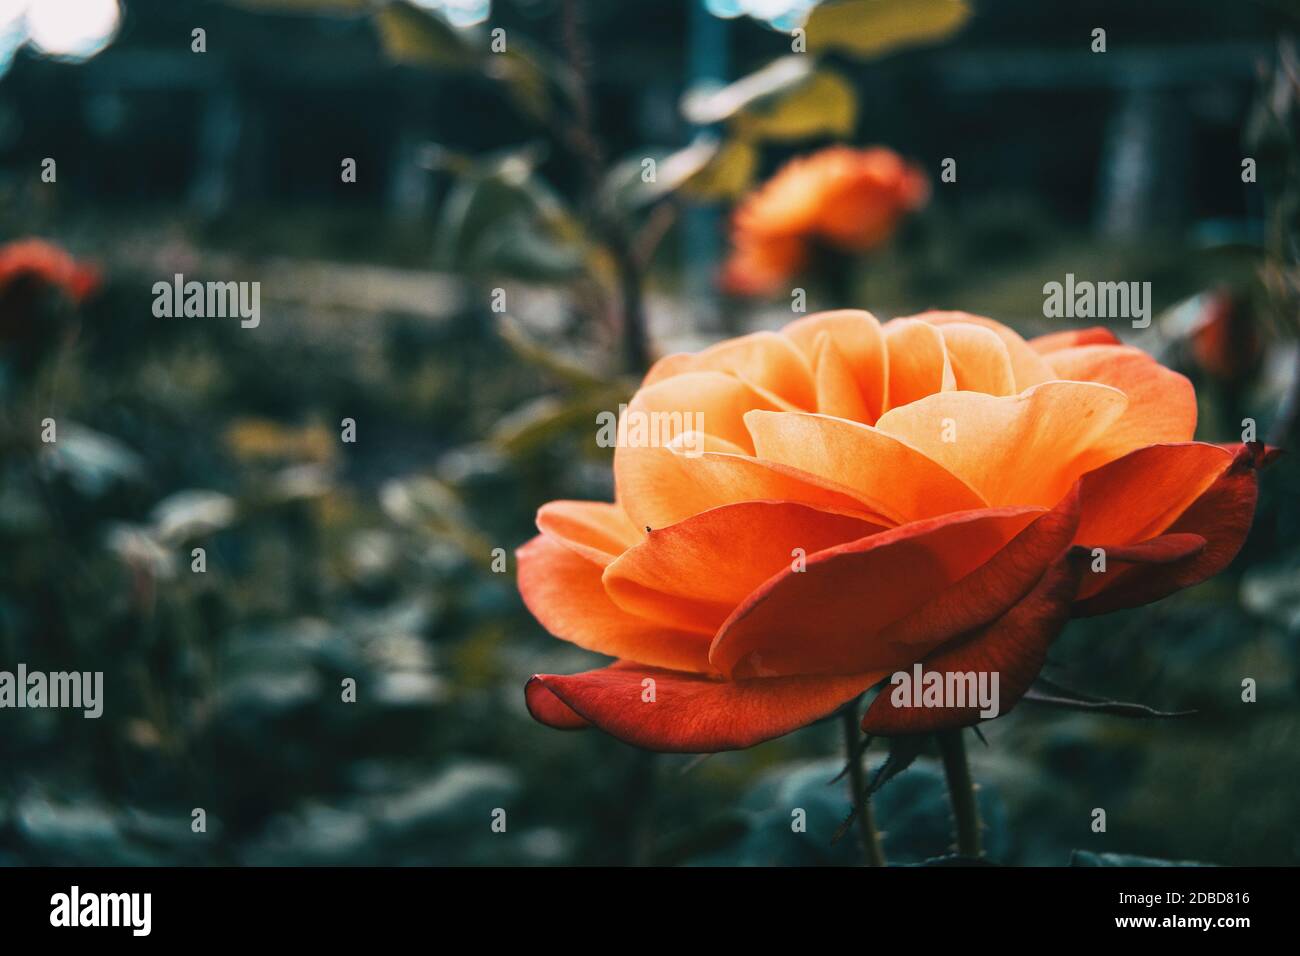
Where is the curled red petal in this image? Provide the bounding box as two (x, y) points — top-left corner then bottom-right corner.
(861, 546), (1090, 735)
(1073, 442), (1275, 617)
(710, 506), (1043, 679)
(526, 661), (886, 753)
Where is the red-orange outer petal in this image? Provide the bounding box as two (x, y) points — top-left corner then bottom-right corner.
(525, 662), (887, 753)
(1072, 443), (1275, 616)
(861, 546), (1090, 734)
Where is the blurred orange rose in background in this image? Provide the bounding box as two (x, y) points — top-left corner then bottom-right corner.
(1191, 289), (1262, 385)
(0, 238), (100, 306)
(722, 147), (930, 296)
(0, 238), (101, 351)
(522, 310), (1274, 751)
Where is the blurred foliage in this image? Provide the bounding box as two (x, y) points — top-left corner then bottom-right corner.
(805, 0), (972, 59)
(0, 0), (1297, 867)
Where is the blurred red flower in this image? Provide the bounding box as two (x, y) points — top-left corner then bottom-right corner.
(0, 238), (101, 353)
(722, 146), (929, 296)
(0, 238), (100, 306)
(1191, 289), (1261, 385)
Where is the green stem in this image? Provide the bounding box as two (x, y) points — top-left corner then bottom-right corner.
(937, 728), (982, 858)
(841, 702), (886, 866)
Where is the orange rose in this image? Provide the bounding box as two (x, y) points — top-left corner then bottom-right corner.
(1191, 289), (1261, 385)
(722, 147), (929, 297)
(0, 238), (100, 305)
(0, 238), (101, 351)
(521, 310), (1275, 751)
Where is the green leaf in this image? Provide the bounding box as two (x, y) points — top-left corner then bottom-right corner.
(1071, 851), (1214, 867)
(490, 389), (624, 457)
(483, 39), (558, 122)
(151, 489), (239, 545)
(871, 756), (1009, 864)
(601, 138), (722, 213)
(689, 754), (1007, 866)
(681, 56), (813, 126)
(38, 424), (144, 497)
(379, 474), (491, 558)
(495, 315), (616, 391)
(373, 1), (480, 70)
(681, 137), (759, 200)
(805, 0), (971, 60)
(734, 70), (858, 141)
(434, 150), (585, 278)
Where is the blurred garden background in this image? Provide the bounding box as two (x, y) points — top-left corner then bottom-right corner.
(2, 0), (1299, 865)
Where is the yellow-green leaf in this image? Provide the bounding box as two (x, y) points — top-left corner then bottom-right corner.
(373, 1), (480, 70)
(805, 0), (971, 60)
(680, 56), (813, 126)
(735, 70), (857, 141)
(487, 45), (552, 120)
(681, 138), (759, 200)
(601, 138), (722, 212)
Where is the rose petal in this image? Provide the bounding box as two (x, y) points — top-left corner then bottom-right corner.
(603, 501), (884, 633)
(861, 546), (1090, 734)
(526, 661), (888, 752)
(782, 310), (888, 420)
(810, 332), (872, 422)
(1045, 345), (1196, 468)
(620, 369), (783, 455)
(710, 506), (1044, 678)
(873, 381), (1128, 507)
(643, 331), (816, 411)
(615, 443), (892, 531)
(1029, 326), (1120, 354)
(908, 311), (1054, 390)
(871, 486), (1082, 661)
(1073, 443), (1270, 616)
(745, 409), (987, 522)
(881, 318), (955, 410)
(1072, 442), (1234, 547)
(938, 322), (1016, 396)
(536, 500), (643, 567)
(517, 534), (713, 670)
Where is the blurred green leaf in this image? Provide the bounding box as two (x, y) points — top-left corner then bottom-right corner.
(688, 755), (1007, 866)
(734, 70), (858, 141)
(379, 474), (491, 560)
(490, 389), (623, 457)
(871, 757), (1009, 864)
(601, 138), (721, 213)
(496, 315), (616, 390)
(484, 39), (560, 122)
(475, 224), (585, 281)
(681, 56), (813, 126)
(435, 151), (586, 278)
(38, 424), (144, 497)
(1071, 851), (1214, 866)
(806, 0), (971, 60)
(1241, 560), (1300, 628)
(151, 490), (239, 545)
(373, 0), (480, 70)
(680, 138), (759, 201)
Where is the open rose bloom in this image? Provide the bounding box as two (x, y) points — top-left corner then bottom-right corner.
(522, 310), (1274, 752)
(722, 147), (929, 296)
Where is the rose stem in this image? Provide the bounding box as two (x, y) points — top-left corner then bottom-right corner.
(841, 701), (886, 866)
(937, 728), (982, 859)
